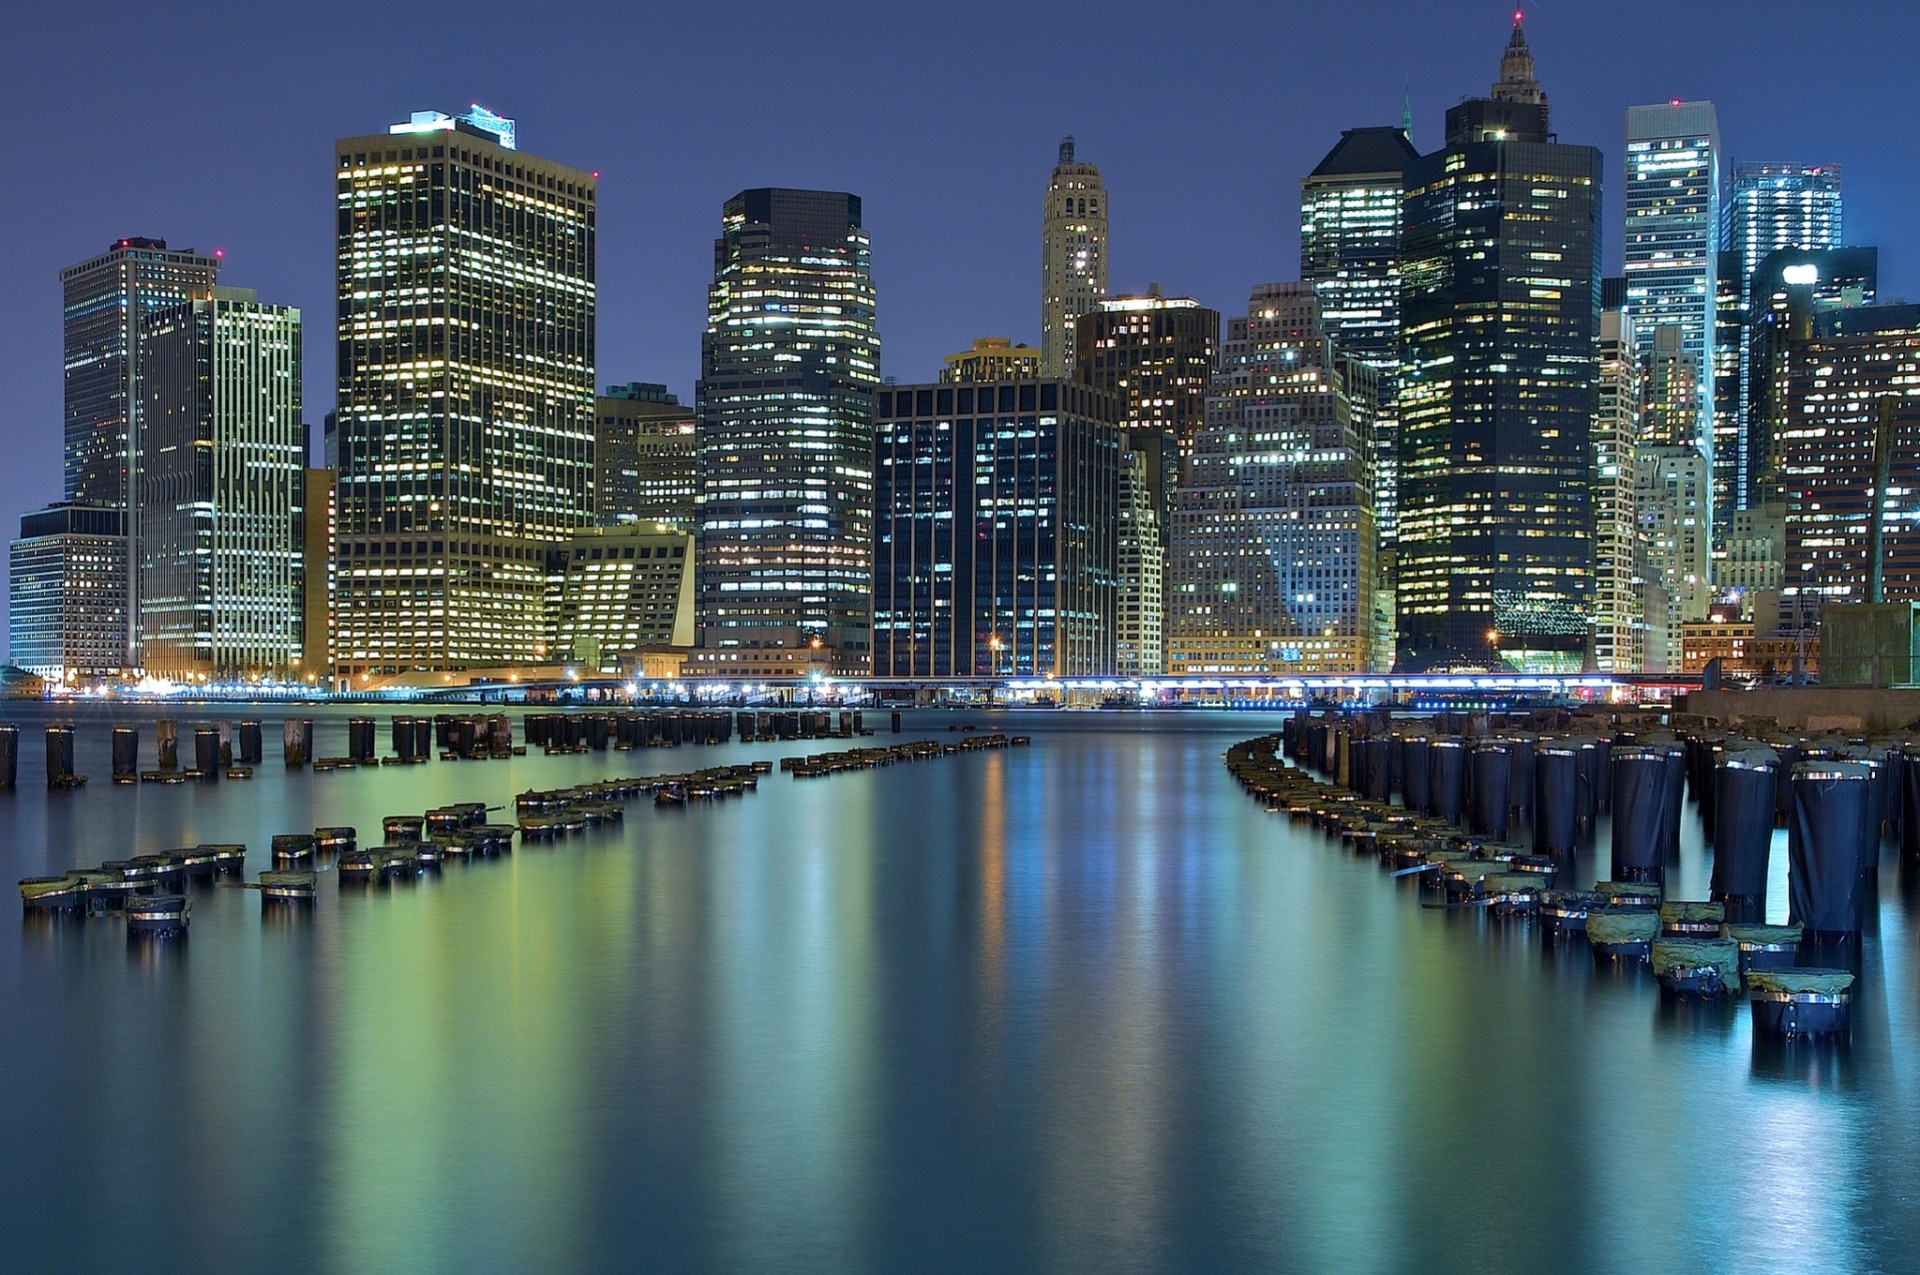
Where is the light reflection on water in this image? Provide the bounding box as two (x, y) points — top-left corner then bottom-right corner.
(1, 704), (1917, 1273)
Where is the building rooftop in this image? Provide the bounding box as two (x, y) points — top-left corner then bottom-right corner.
(1308, 127), (1420, 178)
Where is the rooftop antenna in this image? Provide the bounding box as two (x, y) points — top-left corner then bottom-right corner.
(1059, 136), (1076, 165)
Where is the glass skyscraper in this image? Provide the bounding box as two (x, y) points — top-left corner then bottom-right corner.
(872, 380), (1120, 678)
(694, 189), (878, 675)
(1301, 125), (1419, 549)
(138, 287), (305, 680)
(1623, 102), (1720, 455)
(1396, 15), (1600, 672)
(332, 107), (597, 680)
(60, 238), (220, 666)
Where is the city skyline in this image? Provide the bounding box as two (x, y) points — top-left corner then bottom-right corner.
(4, 2), (1919, 656)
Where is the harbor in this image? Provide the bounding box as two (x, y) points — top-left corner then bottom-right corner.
(4, 705), (1920, 1271)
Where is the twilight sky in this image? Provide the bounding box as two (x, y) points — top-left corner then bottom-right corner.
(3, 0), (1917, 652)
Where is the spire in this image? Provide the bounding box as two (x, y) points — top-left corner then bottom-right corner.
(1491, 9), (1549, 124)
(1059, 136), (1076, 165)
(1401, 88), (1414, 147)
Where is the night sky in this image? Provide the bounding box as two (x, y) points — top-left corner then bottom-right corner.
(4, 0), (1917, 652)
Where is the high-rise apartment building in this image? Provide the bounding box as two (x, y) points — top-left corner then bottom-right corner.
(1041, 139), (1107, 379)
(1593, 307), (1643, 673)
(138, 287), (305, 680)
(940, 338), (1041, 384)
(1301, 125), (1419, 549)
(695, 189), (878, 674)
(1397, 16), (1600, 671)
(332, 107), (596, 680)
(1116, 449), (1164, 676)
(7, 504), (128, 682)
(1642, 324), (1703, 449)
(61, 238), (221, 665)
(872, 380), (1120, 678)
(1167, 284), (1374, 674)
(596, 383), (696, 529)
(1623, 102), (1720, 453)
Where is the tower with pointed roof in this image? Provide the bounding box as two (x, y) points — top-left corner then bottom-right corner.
(1395, 15), (1601, 671)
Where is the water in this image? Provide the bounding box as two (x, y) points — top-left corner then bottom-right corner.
(2, 704), (1918, 1274)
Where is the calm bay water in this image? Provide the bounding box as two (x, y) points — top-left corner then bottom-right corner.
(2, 703), (1918, 1274)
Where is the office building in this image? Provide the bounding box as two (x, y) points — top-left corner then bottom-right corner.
(1115, 449), (1164, 675)
(62, 239), (222, 508)
(941, 338), (1040, 384)
(1642, 324), (1704, 449)
(1593, 307), (1643, 673)
(1745, 247), (1879, 510)
(872, 380), (1121, 678)
(1301, 125), (1419, 548)
(302, 469), (335, 681)
(1073, 290), (1219, 674)
(1635, 446), (1713, 673)
(1777, 307), (1920, 627)
(333, 106), (597, 679)
(138, 287), (305, 680)
(1723, 163), (1843, 522)
(1397, 15), (1600, 671)
(1041, 138), (1107, 379)
(60, 238), (221, 664)
(695, 188), (878, 674)
(1167, 284), (1374, 674)
(1623, 102), (1720, 452)
(1710, 250), (1746, 532)
(551, 524), (695, 672)
(7, 504), (128, 682)
(596, 383), (696, 529)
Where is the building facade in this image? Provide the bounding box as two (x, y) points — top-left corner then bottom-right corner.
(332, 107), (597, 679)
(872, 380), (1120, 678)
(60, 238), (221, 665)
(1167, 284), (1374, 675)
(1301, 125), (1419, 551)
(1593, 308), (1644, 673)
(596, 383), (696, 529)
(1115, 449), (1164, 675)
(550, 524), (695, 672)
(696, 189), (878, 673)
(1635, 446), (1713, 672)
(1041, 139), (1107, 379)
(1777, 308), (1920, 628)
(940, 338), (1040, 384)
(137, 288), (305, 680)
(302, 468), (335, 680)
(1396, 16), (1601, 671)
(1623, 102), (1720, 452)
(8, 504), (128, 681)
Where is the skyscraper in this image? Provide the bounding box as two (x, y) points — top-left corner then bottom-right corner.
(940, 338), (1040, 384)
(1722, 163), (1843, 527)
(60, 238), (221, 665)
(1300, 125), (1419, 549)
(595, 383), (696, 529)
(1725, 163), (1843, 288)
(872, 380), (1120, 678)
(61, 239), (221, 507)
(332, 107), (597, 680)
(137, 287), (305, 680)
(1623, 102), (1720, 453)
(1041, 138), (1107, 379)
(694, 189), (878, 676)
(1593, 305), (1643, 673)
(7, 504), (128, 682)
(1072, 291), (1219, 674)
(1166, 284), (1374, 675)
(1397, 14), (1600, 672)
